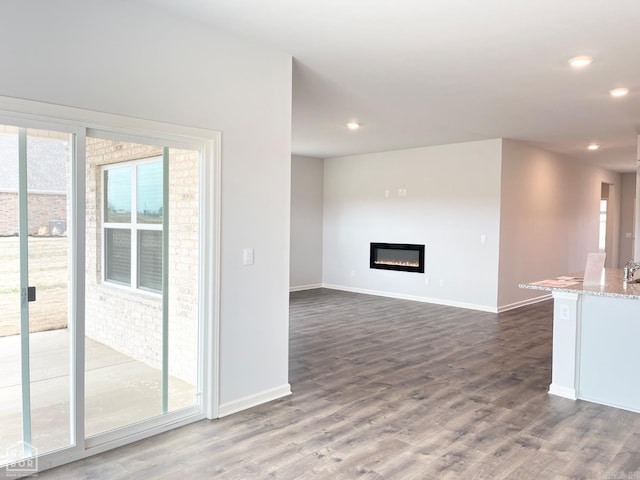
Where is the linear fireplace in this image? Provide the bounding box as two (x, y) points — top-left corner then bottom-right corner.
(370, 243), (425, 273)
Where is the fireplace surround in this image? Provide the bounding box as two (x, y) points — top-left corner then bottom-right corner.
(369, 243), (425, 273)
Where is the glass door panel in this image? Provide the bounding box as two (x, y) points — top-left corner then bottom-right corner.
(0, 125), (24, 461)
(167, 147), (199, 412)
(26, 128), (73, 454)
(0, 125), (73, 469)
(85, 138), (200, 437)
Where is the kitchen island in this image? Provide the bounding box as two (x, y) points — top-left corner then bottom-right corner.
(521, 269), (640, 413)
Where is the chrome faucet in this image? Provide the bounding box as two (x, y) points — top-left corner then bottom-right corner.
(623, 259), (640, 283)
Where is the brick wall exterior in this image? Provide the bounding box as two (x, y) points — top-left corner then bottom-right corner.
(0, 126), (69, 236)
(0, 191), (18, 235)
(85, 138), (199, 386)
(0, 192), (66, 236)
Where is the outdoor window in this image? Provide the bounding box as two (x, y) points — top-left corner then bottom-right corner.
(103, 158), (163, 292)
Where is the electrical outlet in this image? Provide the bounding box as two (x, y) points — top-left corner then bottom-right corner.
(439, 279), (445, 287)
(558, 305), (570, 320)
(425, 277), (430, 285)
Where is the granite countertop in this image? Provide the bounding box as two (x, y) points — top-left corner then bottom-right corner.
(519, 268), (640, 300)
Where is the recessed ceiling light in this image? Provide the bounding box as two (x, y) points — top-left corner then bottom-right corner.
(568, 56), (593, 68)
(609, 87), (629, 97)
(346, 122), (360, 130)
(587, 144), (600, 151)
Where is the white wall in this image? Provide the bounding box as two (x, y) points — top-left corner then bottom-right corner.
(498, 140), (621, 308)
(619, 172), (636, 265)
(290, 155), (324, 290)
(0, 0), (292, 410)
(323, 139), (503, 311)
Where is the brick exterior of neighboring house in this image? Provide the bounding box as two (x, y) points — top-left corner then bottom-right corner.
(0, 127), (68, 236)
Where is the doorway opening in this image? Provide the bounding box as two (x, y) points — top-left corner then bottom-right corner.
(600, 182), (616, 267)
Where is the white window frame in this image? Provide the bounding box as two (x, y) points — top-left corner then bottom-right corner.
(102, 155), (164, 294)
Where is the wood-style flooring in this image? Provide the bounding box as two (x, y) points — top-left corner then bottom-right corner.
(35, 289), (640, 479)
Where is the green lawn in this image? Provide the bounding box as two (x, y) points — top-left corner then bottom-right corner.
(0, 236), (68, 337)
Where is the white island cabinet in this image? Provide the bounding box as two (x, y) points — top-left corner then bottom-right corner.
(521, 269), (640, 413)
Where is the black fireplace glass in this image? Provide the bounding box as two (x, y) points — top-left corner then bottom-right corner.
(370, 243), (425, 273)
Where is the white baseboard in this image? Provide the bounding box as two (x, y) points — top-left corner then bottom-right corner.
(577, 394), (640, 414)
(321, 284), (498, 313)
(548, 383), (577, 400)
(497, 294), (552, 313)
(218, 384), (292, 418)
(290, 283), (323, 292)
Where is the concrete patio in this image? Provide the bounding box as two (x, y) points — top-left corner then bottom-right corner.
(0, 329), (197, 460)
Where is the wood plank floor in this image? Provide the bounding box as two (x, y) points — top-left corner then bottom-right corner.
(35, 289), (640, 479)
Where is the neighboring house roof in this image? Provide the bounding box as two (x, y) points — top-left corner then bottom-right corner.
(0, 133), (67, 193)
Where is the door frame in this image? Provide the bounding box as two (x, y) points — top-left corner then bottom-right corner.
(0, 97), (221, 474)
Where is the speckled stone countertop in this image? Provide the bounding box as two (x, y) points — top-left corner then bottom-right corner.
(519, 268), (640, 300)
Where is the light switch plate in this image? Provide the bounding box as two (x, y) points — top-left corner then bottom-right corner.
(243, 248), (254, 265)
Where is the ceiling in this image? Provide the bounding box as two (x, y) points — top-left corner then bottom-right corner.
(138, 0), (640, 172)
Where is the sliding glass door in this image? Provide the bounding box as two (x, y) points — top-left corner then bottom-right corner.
(0, 125), (74, 472)
(0, 108), (214, 475)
